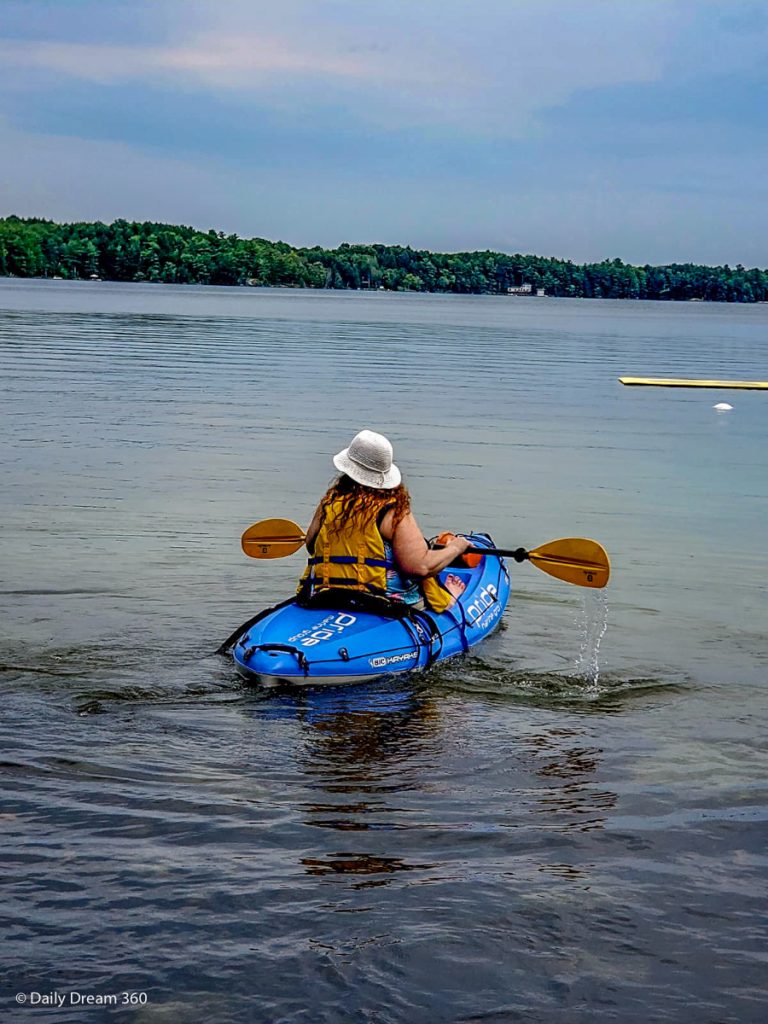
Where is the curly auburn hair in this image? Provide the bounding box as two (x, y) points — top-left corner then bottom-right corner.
(320, 474), (411, 535)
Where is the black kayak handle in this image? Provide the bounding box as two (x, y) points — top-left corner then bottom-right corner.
(242, 643), (309, 675)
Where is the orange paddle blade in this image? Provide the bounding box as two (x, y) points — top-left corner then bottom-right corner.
(528, 538), (610, 589)
(241, 518), (306, 559)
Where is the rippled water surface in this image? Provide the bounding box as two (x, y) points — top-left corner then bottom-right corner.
(1, 280), (767, 1023)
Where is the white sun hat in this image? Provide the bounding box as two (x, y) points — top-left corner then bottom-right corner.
(333, 429), (402, 490)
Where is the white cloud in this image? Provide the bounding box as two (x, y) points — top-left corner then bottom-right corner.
(0, 0), (687, 135)
(0, 35), (373, 86)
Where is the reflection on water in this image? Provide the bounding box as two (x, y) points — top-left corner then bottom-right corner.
(522, 725), (616, 833)
(302, 854), (431, 888)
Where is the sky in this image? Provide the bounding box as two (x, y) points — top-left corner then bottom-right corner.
(1, 0), (766, 266)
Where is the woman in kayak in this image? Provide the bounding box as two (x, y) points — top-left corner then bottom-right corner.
(300, 429), (471, 612)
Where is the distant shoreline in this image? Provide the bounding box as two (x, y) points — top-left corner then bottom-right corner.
(6, 275), (768, 307)
(2, 215), (766, 303)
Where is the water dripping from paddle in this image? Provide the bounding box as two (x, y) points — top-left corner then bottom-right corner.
(572, 588), (609, 687)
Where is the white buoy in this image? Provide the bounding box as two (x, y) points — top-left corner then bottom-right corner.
(713, 402), (733, 411)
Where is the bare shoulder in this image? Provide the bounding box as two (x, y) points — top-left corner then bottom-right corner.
(381, 508), (421, 542)
(379, 505), (396, 540)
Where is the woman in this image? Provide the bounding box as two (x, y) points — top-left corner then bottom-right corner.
(299, 429), (471, 613)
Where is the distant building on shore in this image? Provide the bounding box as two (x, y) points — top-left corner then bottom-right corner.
(507, 282), (545, 296)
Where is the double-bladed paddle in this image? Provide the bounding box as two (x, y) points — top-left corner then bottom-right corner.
(215, 519), (611, 655)
(240, 518), (610, 589)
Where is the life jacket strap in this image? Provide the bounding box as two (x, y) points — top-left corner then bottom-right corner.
(356, 543), (366, 590)
(307, 555), (394, 569)
(321, 542), (331, 588)
(308, 578), (389, 593)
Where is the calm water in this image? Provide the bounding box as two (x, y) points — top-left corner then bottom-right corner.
(1, 279), (766, 1023)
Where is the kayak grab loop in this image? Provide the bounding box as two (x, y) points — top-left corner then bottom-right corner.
(243, 643), (310, 676)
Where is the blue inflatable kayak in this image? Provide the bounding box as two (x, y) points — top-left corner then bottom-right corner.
(232, 533), (510, 686)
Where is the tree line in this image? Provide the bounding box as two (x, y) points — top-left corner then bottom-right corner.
(1, 215), (766, 303)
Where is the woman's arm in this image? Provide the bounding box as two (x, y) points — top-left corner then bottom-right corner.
(387, 511), (470, 578)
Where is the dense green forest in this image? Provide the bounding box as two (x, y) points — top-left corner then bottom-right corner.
(1, 215), (766, 302)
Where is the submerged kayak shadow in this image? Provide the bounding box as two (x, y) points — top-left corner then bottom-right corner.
(240, 675), (443, 774)
(239, 674), (425, 724)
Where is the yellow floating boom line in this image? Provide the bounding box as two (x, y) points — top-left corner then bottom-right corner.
(619, 377), (768, 390)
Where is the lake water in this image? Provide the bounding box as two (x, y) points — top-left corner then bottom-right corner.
(1, 279), (766, 1023)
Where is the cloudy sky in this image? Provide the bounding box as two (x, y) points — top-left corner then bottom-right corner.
(1, 0), (766, 265)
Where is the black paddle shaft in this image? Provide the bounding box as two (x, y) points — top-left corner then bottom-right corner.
(468, 546), (529, 562)
(434, 544), (529, 562)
